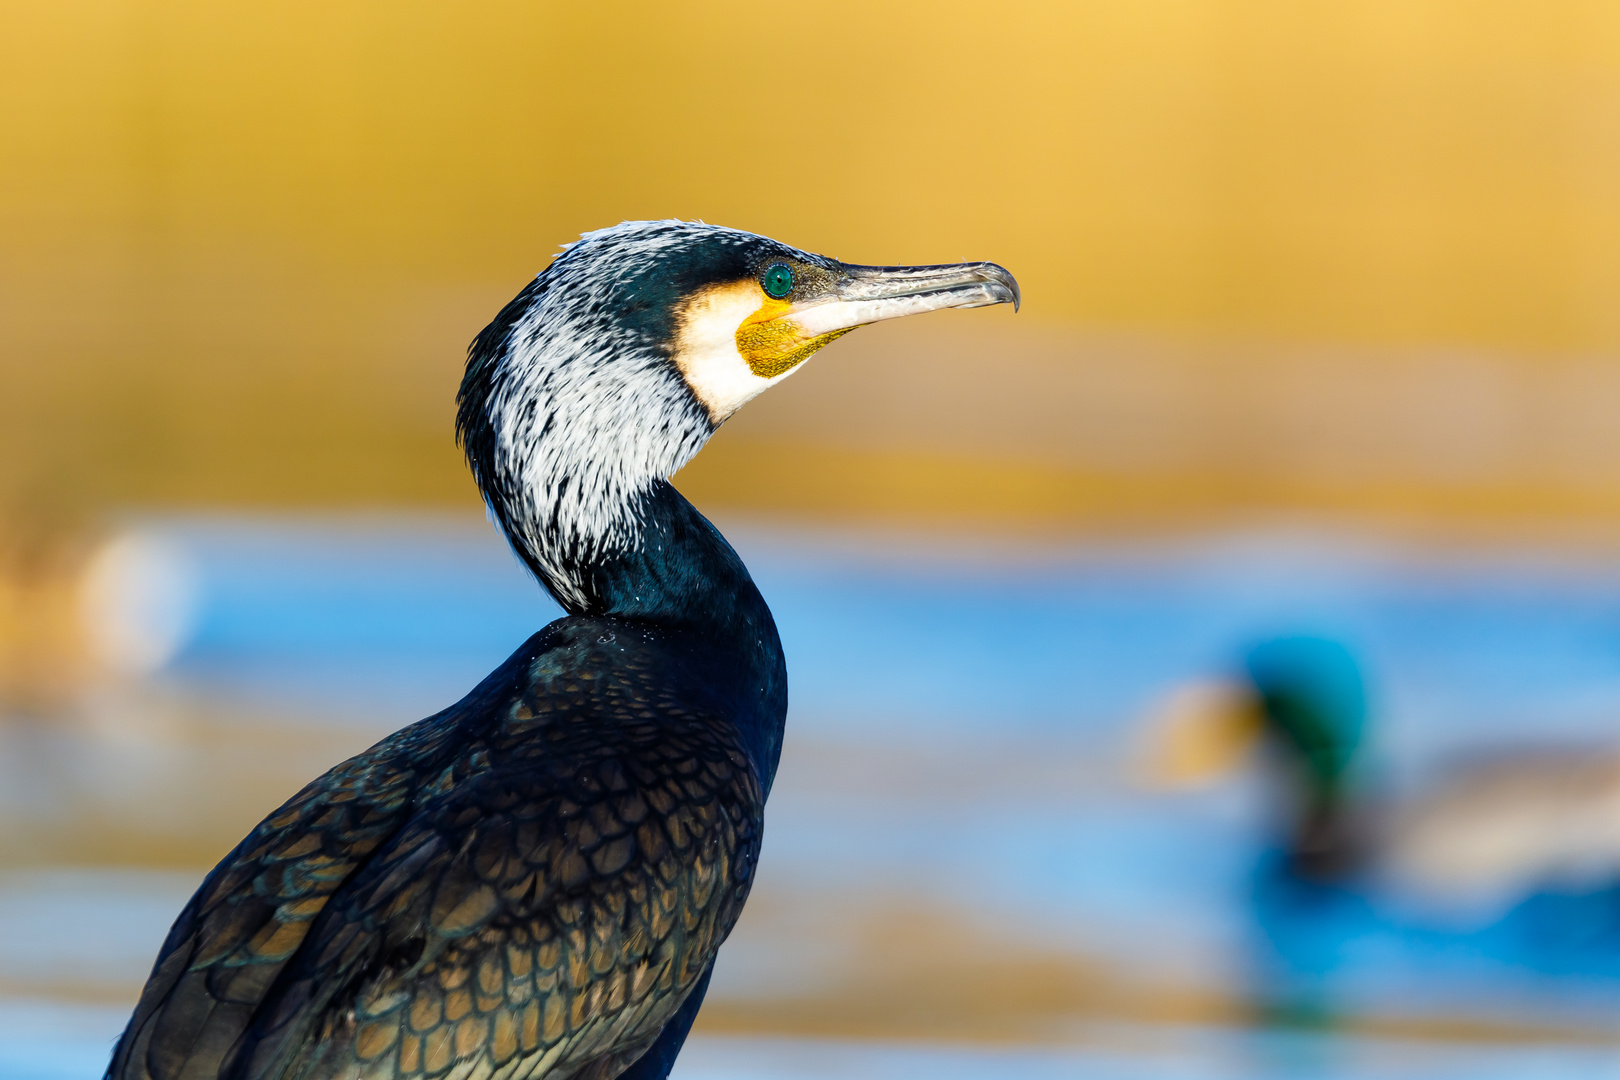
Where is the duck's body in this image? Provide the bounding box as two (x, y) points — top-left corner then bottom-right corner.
(1381, 747), (1620, 925)
(107, 220), (1017, 1080)
(1238, 639), (1620, 922)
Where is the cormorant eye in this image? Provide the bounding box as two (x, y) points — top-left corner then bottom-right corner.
(761, 263), (794, 299)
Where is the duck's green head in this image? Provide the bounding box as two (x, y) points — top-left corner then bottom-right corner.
(1244, 636), (1366, 798)
(1143, 635), (1367, 878)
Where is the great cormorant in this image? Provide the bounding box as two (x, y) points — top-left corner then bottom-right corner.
(106, 220), (1019, 1080)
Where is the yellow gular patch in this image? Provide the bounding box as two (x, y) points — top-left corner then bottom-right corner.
(671, 281), (851, 422)
(735, 300), (854, 379)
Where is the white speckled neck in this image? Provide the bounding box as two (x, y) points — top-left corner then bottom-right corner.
(471, 222), (727, 610)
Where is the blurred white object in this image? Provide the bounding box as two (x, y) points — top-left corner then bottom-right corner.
(78, 530), (199, 675)
(1382, 751), (1620, 924)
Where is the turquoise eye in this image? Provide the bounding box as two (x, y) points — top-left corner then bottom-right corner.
(762, 263), (794, 299)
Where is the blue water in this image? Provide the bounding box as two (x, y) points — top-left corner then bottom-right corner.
(26, 515), (1620, 1075)
(151, 516), (1620, 759)
(124, 517), (1620, 983)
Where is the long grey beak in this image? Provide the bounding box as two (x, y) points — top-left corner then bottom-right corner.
(838, 261), (1020, 311)
(790, 260), (1020, 338)
(730, 258), (1021, 391)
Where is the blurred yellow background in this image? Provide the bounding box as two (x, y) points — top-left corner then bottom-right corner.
(8, 0), (1620, 530)
(15, 6), (1620, 1071)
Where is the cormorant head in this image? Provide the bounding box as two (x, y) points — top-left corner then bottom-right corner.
(457, 220), (1018, 609)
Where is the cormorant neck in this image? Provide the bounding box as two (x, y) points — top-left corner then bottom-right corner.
(573, 481), (763, 630)
(506, 480), (789, 788)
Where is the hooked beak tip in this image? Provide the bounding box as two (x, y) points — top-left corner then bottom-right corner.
(968, 262), (1019, 313)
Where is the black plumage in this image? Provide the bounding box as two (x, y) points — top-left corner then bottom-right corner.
(110, 497), (778, 1080)
(107, 220), (1016, 1080)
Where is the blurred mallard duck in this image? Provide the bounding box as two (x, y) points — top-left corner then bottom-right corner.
(1150, 635), (1620, 1005)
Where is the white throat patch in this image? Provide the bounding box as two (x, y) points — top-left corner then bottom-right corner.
(671, 281), (815, 423)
